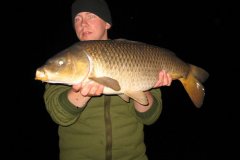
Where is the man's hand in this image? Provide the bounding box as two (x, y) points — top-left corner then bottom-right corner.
(67, 82), (104, 108)
(134, 70), (172, 112)
(72, 82), (104, 97)
(154, 70), (172, 88)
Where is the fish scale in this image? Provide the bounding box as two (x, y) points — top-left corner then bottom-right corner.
(92, 43), (155, 90)
(87, 40), (185, 90)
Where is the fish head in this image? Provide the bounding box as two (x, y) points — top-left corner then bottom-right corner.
(35, 46), (90, 85)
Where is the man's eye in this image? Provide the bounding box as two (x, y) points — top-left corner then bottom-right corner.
(75, 16), (82, 23)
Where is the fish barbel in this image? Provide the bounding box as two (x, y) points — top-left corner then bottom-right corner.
(35, 39), (209, 108)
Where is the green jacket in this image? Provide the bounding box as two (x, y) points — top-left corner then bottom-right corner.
(44, 83), (163, 160)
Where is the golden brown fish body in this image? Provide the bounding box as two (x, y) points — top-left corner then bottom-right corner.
(35, 39), (209, 108)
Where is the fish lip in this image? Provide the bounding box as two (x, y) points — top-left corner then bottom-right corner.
(35, 70), (48, 81)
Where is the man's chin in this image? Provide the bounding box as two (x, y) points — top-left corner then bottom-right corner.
(80, 35), (95, 41)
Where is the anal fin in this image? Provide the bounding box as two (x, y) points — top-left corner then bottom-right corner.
(118, 94), (130, 102)
(124, 91), (149, 105)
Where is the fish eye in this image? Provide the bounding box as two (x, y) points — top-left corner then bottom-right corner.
(57, 59), (65, 66)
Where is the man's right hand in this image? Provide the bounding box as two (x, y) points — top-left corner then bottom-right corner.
(72, 82), (104, 97)
(67, 82), (104, 108)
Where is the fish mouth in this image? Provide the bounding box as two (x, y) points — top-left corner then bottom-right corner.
(35, 70), (48, 81)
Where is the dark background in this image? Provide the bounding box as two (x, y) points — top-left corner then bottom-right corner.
(8, 0), (237, 159)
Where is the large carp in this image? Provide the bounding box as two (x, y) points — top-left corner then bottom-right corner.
(35, 39), (209, 108)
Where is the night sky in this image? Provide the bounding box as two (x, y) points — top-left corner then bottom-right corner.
(9, 0), (237, 159)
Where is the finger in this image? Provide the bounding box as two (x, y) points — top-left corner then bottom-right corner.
(88, 84), (98, 96)
(166, 73), (172, 86)
(81, 83), (91, 96)
(162, 70), (168, 86)
(162, 71), (172, 86)
(154, 81), (161, 88)
(72, 83), (82, 92)
(95, 85), (104, 95)
(154, 71), (163, 88)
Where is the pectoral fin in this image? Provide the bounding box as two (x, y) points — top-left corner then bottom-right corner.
(124, 91), (149, 105)
(89, 76), (121, 91)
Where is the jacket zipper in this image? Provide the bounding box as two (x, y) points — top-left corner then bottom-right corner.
(104, 96), (112, 160)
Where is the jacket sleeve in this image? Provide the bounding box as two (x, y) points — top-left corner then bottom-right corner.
(133, 88), (163, 125)
(44, 83), (84, 126)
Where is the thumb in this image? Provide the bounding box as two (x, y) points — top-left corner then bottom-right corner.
(72, 83), (82, 92)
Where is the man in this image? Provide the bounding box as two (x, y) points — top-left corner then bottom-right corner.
(44, 0), (172, 159)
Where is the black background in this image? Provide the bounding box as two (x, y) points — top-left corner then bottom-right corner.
(8, 0), (237, 159)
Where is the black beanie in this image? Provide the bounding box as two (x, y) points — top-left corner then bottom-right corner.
(71, 0), (112, 25)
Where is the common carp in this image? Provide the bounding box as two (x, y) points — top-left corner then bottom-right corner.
(35, 39), (209, 108)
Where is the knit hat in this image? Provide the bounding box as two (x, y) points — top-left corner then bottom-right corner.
(71, 0), (112, 25)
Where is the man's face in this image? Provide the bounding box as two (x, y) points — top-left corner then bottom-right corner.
(74, 12), (111, 41)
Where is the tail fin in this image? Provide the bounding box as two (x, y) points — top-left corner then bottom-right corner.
(179, 64), (209, 108)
